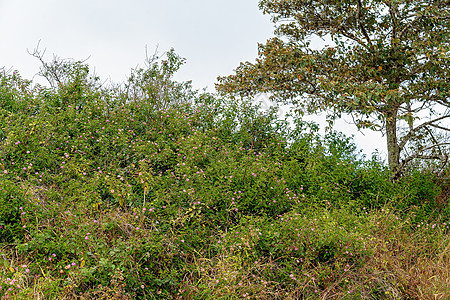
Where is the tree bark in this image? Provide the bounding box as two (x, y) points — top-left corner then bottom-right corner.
(386, 108), (401, 179)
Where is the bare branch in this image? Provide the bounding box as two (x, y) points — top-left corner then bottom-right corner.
(399, 115), (450, 150)
(27, 41), (58, 87)
(425, 126), (444, 155)
(400, 152), (448, 172)
(429, 123), (450, 132)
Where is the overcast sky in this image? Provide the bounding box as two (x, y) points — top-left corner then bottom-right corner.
(0, 0), (386, 158)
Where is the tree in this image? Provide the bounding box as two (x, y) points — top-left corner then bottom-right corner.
(217, 0), (450, 179)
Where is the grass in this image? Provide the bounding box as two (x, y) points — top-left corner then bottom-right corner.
(2, 196), (449, 299)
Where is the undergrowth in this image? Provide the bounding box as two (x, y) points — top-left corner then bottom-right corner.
(0, 51), (449, 299)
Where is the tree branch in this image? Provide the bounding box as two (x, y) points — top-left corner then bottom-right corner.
(425, 126), (444, 155)
(399, 115), (450, 150)
(385, 1), (398, 41)
(430, 123), (450, 132)
(400, 152), (449, 173)
(356, 0), (373, 48)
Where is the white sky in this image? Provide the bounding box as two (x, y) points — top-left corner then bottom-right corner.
(0, 0), (386, 159)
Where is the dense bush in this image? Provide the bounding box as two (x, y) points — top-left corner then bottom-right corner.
(0, 179), (26, 243)
(0, 51), (449, 299)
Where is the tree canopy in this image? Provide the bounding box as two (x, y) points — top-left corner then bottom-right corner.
(217, 0), (450, 178)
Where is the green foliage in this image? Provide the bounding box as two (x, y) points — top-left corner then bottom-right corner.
(0, 69), (36, 116)
(0, 180), (26, 242)
(0, 48), (448, 299)
(217, 0), (450, 178)
(254, 208), (371, 265)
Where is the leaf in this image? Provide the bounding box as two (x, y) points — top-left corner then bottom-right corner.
(80, 259), (86, 268)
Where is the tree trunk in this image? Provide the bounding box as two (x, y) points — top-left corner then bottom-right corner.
(386, 108), (401, 179)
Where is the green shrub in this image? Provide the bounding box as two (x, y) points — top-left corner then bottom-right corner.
(0, 179), (26, 242)
(1, 49), (449, 299)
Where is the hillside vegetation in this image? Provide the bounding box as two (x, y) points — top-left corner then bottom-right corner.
(1, 52), (449, 299)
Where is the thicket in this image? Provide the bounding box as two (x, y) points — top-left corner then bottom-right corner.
(0, 51), (449, 299)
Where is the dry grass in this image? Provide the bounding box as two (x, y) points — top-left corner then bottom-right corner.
(333, 212), (450, 300)
(179, 210), (450, 300)
(2, 204), (450, 299)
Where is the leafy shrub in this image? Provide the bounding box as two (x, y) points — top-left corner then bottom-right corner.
(0, 179), (26, 242)
(0, 49), (449, 299)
